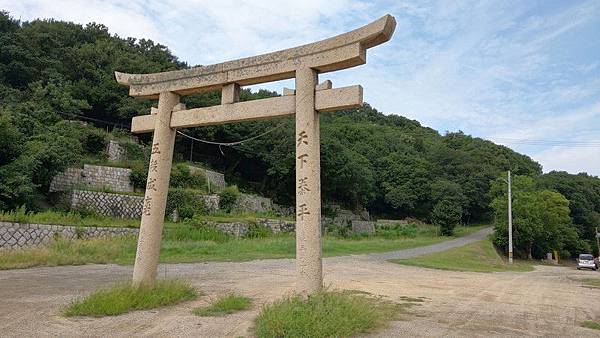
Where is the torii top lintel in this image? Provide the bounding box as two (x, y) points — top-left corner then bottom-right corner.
(115, 14), (396, 99)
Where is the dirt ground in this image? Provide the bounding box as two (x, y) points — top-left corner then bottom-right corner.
(1, 229), (599, 337)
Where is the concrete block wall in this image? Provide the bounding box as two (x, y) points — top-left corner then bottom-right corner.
(71, 190), (144, 219)
(0, 221), (138, 250)
(50, 164), (133, 193)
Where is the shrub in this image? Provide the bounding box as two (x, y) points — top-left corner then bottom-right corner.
(166, 188), (207, 220)
(218, 185), (240, 213)
(83, 128), (108, 155)
(170, 163), (205, 189)
(326, 220), (352, 238)
(376, 223), (419, 239)
(64, 279), (197, 317)
(120, 141), (147, 161)
(244, 222), (272, 239)
(163, 224), (230, 243)
(129, 160), (148, 190)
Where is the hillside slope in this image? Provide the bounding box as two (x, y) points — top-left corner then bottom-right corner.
(1, 11), (596, 236)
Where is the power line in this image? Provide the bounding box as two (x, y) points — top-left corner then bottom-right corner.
(176, 123), (285, 146)
(53, 111), (131, 129)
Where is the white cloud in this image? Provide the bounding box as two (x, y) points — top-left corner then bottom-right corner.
(533, 145), (600, 175)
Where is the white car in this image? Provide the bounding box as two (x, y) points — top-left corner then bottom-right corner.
(577, 254), (597, 271)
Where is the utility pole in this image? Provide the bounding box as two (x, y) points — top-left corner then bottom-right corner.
(594, 227), (600, 259)
(508, 170), (513, 264)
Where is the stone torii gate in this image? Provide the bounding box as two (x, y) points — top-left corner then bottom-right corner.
(115, 14), (396, 294)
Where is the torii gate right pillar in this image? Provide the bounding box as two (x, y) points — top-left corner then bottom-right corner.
(295, 67), (322, 294)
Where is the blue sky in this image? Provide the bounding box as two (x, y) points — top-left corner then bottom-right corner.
(3, 0), (599, 175)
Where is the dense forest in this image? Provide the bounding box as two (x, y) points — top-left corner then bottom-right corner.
(0, 12), (598, 257)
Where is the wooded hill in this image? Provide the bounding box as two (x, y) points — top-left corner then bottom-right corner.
(1, 12), (598, 257)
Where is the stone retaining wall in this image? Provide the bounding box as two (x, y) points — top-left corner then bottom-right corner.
(205, 169), (226, 189)
(233, 194), (273, 213)
(207, 219), (295, 237)
(351, 221), (376, 235)
(107, 140), (126, 161)
(0, 221), (138, 250)
(201, 194), (220, 213)
(71, 190), (144, 219)
(188, 166), (226, 189)
(50, 164), (133, 193)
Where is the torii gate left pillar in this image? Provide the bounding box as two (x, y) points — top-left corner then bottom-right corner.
(115, 14), (396, 292)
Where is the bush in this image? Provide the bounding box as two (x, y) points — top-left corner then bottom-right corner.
(376, 223), (419, 239)
(83, 128), (108, 155)
(166, 188), (207, 220)
(170, 163), (205, 189)
(129, 160), (148, 190)
(218, 185), (240, 213)
(326, 220), (352, 238)
(244, 222), (272, 239)
(163, 224), (230, 243)
(121, 141), (147, 161)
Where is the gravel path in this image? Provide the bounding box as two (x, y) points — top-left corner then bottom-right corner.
(1, 226), (599, 337)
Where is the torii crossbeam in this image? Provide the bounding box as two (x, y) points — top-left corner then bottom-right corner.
(115, 14), (396, 294)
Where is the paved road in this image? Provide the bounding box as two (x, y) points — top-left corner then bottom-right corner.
(366, 226), (493, 260)
(1, 226), (599, 337)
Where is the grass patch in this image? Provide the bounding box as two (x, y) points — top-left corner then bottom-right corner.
(64, 279), (197, 317)
(193, 293), (252, 316)
(582, 321), (600, 330)
(0, 227), (488, 270)
(581, 278), (600, 289)
(254, 291), (405, 338)
(0, 237), (137, 269)
(391, 239), (534, 273)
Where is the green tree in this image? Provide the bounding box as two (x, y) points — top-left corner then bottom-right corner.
(432, 198), (462, 236)
(491, 175), (588, 259)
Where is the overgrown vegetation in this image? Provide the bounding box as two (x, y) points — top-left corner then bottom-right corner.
(193, 293), (252, 316)
(166, 188), (208, 220)
(0, 225), (484, 270)
(391, 239), (534, 272)
(254, 291), (405, 338)
(0, 208), (290, 228)
(64, 279), (197, 317)
(218, 185), (240, 213)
